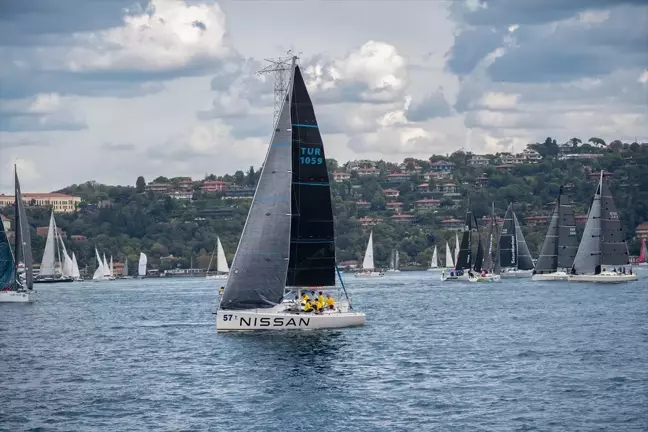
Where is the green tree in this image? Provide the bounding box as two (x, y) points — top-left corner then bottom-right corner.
(588, 137), (606, 147)
(135, 176), (146, 193)
(569, 137), (582, 147)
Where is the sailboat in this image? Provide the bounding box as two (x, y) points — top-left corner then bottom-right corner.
(532, 186), (579, 281)
(109, 256), (116, 280)
(427, 245), (439, 271)
(217, 58), (365, 331)
(122, 258), (132, 279)
(71, 252), (82, 281)
(138, 252), (147, 278)
(444, 241), (454, 269)
(206, 237), (229, 280)
(101, 253), (115, 280)
(355, 230), (384, 277)
(638, 239), (647, 267)
(470, 202), (501, 282)
(386, 249), (400, 273)
(92, 248), (109, 281)
(569, 171), (637, 283)
(454, 232), (460, 265)
(34, 211), (73, 284)
(498, 203), (535, 278)
(442, 205), (482, 281)
(1, 166), (34, 302)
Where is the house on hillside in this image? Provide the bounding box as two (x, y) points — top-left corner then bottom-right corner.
(468, 155), (490, 166)
(441, 218), (464, 231)
(382, 188), (400, 198)
(391, 214), (416, 224)
(332, 171), (351, 182)
(387, 173), (410, 183)
(429, 160), (455, 172)
(415, 198), (441, 210)
(636, 222), (648, 240)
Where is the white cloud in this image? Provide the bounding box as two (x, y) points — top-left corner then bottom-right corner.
(65, 0), (230, 72)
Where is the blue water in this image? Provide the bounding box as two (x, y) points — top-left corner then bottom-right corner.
(1, 273), (647, 431)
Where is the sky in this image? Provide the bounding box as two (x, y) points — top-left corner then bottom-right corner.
(0, 0), (646, 193)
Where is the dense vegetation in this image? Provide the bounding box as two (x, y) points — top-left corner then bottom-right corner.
(2, 137), (647, 272)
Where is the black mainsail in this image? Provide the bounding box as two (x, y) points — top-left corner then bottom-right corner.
(498, 203), (534, 271)
(221, 60), (336, 310)
(14, 167), (34, 290)
(454, 208), (474, 271)
(535, 186), (578, 274)
(286, 66), (335, 287)
(572, 171), (629, 274)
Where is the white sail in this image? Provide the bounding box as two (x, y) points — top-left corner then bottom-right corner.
(445, 241), (454, 268)
(138, 252), (147, 277)
(93, 248), (105, 280)
(57, 231), (74, 277)
(216, 237), (229, 273)
(395, 250), (400, 270)
(430, 246), (438, 268)
(102, 253), (110, 277)
(361, 231), (375, 270)
(454, 233), (460, 264)
(71, 253), (81, 279)
(109, 256), (114, 277)
(39, 211), (57, 276)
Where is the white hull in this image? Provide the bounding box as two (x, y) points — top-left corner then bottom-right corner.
(469, 274), (501, 283)
(441, 271), (470, 282)
(532, 271), (569, 281)
(427, 267), (441, 272)
(354, 271), (384, 278)
(500, 269), (534, 278)
(216, 305), (365, 332)
(206, 274), (229, 280)
(0, 291), (31, 303)
(386, 269), (400, 273)
(569, 272), (638, 284)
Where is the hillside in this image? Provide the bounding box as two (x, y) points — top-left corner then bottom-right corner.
(2, 137), (647, 273)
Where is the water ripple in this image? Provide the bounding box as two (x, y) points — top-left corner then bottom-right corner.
(1, 274), (647, 431)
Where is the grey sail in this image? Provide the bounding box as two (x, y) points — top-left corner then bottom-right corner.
(599, 175), (629, 267)
(572, 181), (602, 274)
(498, 203), (516, 268)
(557, 189), (579, 269)
(219, 71), (294, 310)
(535, 203), (560, 273)
(536, 187), (579, 273)
(14, 168), (34, 290)
(513, 213), (534, 270)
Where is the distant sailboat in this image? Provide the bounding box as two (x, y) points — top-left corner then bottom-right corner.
(355, 230), (384, 277)
(427, 246), (439, 271)
(71, 252), (82, 281)
(206, 237), (229, 280)
(34, 211), (73, 284)
(138, 252), (147, 278)
(0, 166), (34, 302)
(638, 239), (647, 266)
(442, 204), (480, 282)
(444, 241), (454, 269)
(387, 249), (401, 273)
(93, 248), (109, 282)
(532, 186), (579, 281)
(122, 258), (132, 278)
(569, 171), (637, 283)
(470, 202), (501, 282)
(498, 203), (535, 278)
(454, 233), (460, 265)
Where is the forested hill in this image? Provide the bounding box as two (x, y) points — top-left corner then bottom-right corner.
(3, 138), (647, 272)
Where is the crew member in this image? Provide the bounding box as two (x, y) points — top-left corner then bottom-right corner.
(303, 299), (313, 312)
(326, 294), (335, 309)
(318, 291), (325, 305)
